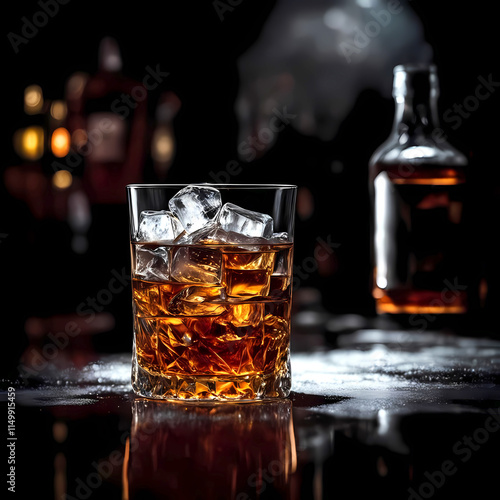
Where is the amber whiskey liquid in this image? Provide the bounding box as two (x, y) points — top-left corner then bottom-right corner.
(131, 241), (293, 400)
(372, 164), (467, 314)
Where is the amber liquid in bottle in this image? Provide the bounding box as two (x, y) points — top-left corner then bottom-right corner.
(371, 163), (467, 314)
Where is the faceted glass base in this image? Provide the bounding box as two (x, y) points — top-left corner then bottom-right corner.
(131, 353), (291, 401)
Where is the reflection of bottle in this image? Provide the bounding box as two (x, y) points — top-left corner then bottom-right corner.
(126, 400), (295, 500)
(369, 64), (468, 316)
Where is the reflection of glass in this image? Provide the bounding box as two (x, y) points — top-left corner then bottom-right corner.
(127, 184), (297, 401)
(126, 399), (296, 499)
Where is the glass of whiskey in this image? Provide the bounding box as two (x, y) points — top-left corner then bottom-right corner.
(127, 184), (297, 401)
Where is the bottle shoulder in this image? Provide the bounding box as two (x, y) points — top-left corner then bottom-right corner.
(369, 133), (468, 168)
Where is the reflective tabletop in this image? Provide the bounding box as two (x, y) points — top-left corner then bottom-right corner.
(4, 327), (500, 499)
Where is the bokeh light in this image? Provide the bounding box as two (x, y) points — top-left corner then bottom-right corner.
(24, 85), (44, 114)
(71, 128), (88, 149)
(152, 127), (174, 163)
(52, 170), (73, 190)
(50, 101), (68, 121)
(14, 126), (44, 160)
(51, 127), (71, 157)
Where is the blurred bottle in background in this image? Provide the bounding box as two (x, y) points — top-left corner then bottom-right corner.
(369, 64), (470, 324)
(74, 36), (148, 205)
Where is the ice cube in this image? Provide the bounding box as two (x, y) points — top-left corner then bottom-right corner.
(229, 303), (264, 328)
(222, 263), (273, 298)
(223, 250), (276, 271)
(176, 223), (280, 248)
(168, 285), (227, 316)
(174, 223), (226, 245)
(135, 245), (170, 281)
(171, 246), (222, 284)
(270, 232), (289, 242)
(218, 203), (273, 238)
(212, 304), (265, 343)
(137, 210), (183, 242)
(168, 185), (222, 233)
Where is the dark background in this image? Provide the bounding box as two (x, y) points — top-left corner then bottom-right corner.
(2, 0), (499, 378)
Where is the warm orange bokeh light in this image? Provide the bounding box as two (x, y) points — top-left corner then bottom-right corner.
(52, 170), (73, 190)
(152, 127), (174, 163)
(14, 126), (44, 160)
(51, 127), (71, 157)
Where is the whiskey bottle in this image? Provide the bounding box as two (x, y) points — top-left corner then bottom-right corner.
(369, 64), (469, 316)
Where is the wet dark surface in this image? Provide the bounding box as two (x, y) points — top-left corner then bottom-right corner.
(2, 328), (500, 499)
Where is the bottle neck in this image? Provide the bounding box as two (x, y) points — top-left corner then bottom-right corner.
(392, 94), (440, 137)
(391, 66), (440, 139)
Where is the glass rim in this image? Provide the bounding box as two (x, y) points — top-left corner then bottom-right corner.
(127, 183), (297, 190)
